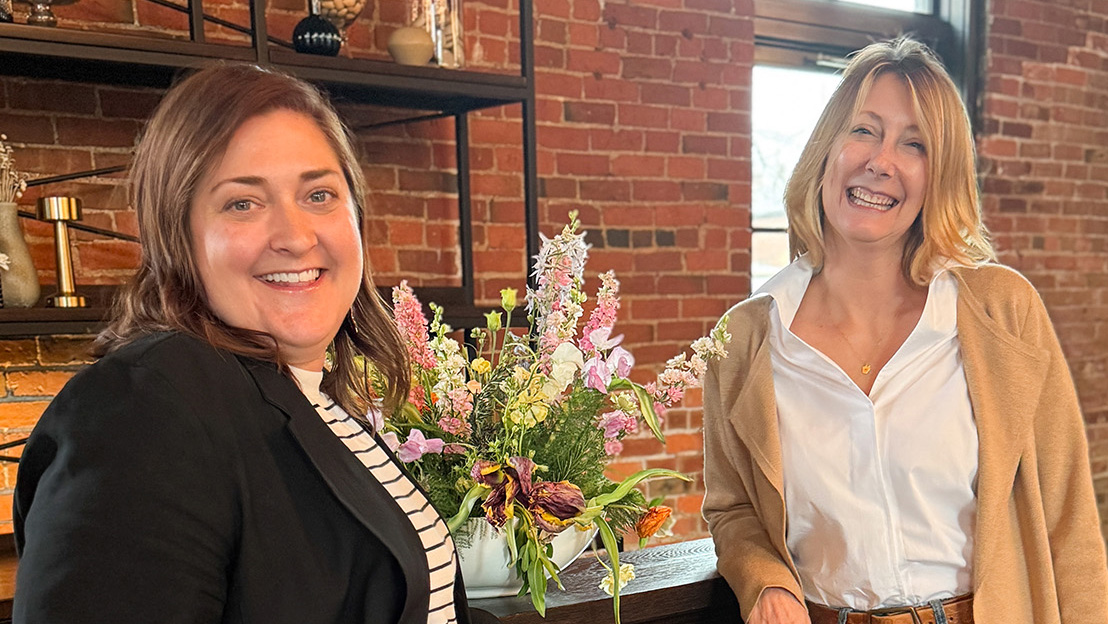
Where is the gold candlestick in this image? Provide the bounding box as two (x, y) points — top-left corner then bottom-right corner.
(36, 196), (86, 308)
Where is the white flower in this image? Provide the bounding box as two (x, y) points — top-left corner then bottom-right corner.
(587, 326), (623, 351)
(0, 253), (9, 271)
(598, 563), (636, 596)
(544, 342), (584, 396)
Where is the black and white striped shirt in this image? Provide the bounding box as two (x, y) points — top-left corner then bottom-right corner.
(290, 368), (458, 624)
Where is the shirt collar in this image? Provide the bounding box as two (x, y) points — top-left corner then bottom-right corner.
(755, 256), (960, 337)
(755, 256), (815, 330)
(289, 366), (325, 406)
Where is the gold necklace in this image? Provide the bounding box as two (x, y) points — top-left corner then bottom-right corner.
(830, 323), (877, 376)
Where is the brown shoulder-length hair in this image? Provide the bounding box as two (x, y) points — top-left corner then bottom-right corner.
(95, 63), (410, 418)
(784, 36), (996, 284)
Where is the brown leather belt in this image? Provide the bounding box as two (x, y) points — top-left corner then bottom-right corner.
(808, 594), (974, 624)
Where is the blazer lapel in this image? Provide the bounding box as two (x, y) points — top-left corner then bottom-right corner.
(955, 279), (1048, 592)
(723, 296), (785, 496)
(239, 358), (429, 623)
(728, 337), (784, 495)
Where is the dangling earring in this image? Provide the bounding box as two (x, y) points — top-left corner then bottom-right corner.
(346, 310), (360, 335)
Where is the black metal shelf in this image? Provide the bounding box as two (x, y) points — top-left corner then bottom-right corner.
(0, 0), (540, 338)
(0, 23), (529, 114)
(0, 286), (514, 338)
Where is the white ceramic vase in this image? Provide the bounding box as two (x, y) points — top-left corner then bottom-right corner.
(457, 518), (596, 599)
(0, 201), (40, 308)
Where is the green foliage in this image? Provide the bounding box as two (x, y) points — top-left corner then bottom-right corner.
(527, 380), (610, 498)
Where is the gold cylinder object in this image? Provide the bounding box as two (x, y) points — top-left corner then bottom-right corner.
(36, 196), (87, 308)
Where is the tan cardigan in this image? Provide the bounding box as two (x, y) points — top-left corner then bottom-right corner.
(702, 264), (1108, 623)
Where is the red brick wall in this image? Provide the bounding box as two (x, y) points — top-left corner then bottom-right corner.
(977, 0), (1108, 534)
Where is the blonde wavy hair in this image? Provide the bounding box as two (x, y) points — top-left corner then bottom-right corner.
(784, 36), (995, 284)
(96, 63), (410, 418)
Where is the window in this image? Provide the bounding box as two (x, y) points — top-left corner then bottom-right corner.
(751, 66), (841, 292)
(839, 0), (934, 13)
(749, 0), (979, 291)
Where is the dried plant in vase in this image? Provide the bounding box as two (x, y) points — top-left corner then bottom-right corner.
(0, 135), (29, 204)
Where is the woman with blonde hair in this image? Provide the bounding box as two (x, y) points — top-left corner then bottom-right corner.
(14, 64), (493, 624)
(703, 37), (1108, 624)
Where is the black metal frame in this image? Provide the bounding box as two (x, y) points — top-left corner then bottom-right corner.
(0, 0), (540, 334)
(0, 437), (26, 463)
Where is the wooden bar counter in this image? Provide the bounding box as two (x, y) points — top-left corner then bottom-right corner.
(472, 538), (743, 624)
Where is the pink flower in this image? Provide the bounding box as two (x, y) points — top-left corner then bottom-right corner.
(392, 281), (436, 370)
(396, 429), (445, 463)
(666, 385), (684, 403)
(583, 355), (612, 392)
(604, 439), (624, 456)
(367, 407), (385, 433)
(438, 415), (471, 437)
(443, 444), (467, 454)
(608, 346), (634, 378)
(579, 271), (620, 353)
(408, 385), (427, 412)
(381, 431), (400, 452)
(597, 411), (637, 439)
(448, 387), (474, 417)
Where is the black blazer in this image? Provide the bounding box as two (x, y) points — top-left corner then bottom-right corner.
(13, 332), (485, 624)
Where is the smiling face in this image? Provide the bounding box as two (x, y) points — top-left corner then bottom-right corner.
(820, 72), (928, 256)
(189, 109), (363, 370)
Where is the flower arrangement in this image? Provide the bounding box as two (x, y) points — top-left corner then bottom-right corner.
(0, 135), (29, 204)
(373, 214), (729, 622)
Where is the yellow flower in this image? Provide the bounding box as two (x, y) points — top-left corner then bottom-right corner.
(598, 563), (635, 596)
(529, 401), (549, 424)
(500, 288), (518, 312)
(484, 311), (502, 333)
(472, 357), (492, 375)
(614, 393), (636, 413)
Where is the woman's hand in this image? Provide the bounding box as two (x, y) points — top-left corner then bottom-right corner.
(747, 587), (812, 624)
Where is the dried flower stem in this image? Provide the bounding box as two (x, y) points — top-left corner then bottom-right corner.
(0, 135), (30, 204)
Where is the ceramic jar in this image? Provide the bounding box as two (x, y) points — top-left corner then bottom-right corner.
(388, 26), (435, 66)
(0, 202), (40, 308)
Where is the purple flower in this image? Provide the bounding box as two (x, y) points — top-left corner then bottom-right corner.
(472, 456), (536, 527)
(396, 429), (445, 463)
(526, 481), (586, 533)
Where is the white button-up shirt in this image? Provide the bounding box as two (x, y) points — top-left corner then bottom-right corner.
(759, 258), (977, 610)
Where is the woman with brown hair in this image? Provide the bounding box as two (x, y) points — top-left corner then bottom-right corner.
(13, 64), (489, 624)
(703, 38), (1108, 624)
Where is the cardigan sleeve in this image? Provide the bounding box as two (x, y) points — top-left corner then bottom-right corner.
(702, 342), (804, 620)
(13, 357), (240, 623)
(1020, 288), (1108, 622)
